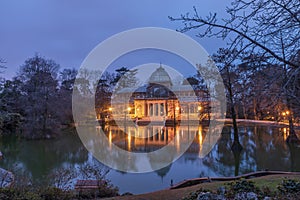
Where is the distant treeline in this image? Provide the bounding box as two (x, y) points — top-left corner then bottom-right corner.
(0, 55), (136, 139)
(1, 50), (300, 139)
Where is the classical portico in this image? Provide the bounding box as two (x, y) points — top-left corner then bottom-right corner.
(112, 65), (209, 123)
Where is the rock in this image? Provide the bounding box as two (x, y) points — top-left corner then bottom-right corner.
(45, 134), (51, 139)
(0, 168), (14, 188)
(235, 192), (258, 200)
(263, 197), (271, 200)
(197, 192), (225, 200)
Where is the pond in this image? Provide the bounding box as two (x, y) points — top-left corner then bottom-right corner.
(0, 122), (300, 194)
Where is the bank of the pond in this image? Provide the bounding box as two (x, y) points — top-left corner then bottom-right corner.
(224, 118), (300, 128)
(103, 173), (300, 200)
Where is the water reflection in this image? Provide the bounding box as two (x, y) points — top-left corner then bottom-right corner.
(0, 124), (299, 194)
(103, 125), (206, 153)
(0, 131), (89, 186)
(205, 125), (300, 178)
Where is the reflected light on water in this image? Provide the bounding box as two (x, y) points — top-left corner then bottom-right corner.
(127, 132), (131, 151)
(198, 126), (203, 156)
(2, 124), (300, 194)
(176, 128), (180, 153)
(104, 125), (204, 153)
(109, 130), (112, 149)
(283, 127), (287, 141)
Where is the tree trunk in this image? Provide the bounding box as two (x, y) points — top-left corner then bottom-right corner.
(253, 98), (258, 120)
(286, 98), (299, 144)
(228, 81), (243, 151)
(233, 146), (242, 176)
(243, 102), (247, 119)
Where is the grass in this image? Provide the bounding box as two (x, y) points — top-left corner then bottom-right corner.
(102, 174), (300, 200)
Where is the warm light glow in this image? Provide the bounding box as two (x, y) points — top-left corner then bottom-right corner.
(176, 129), (180, 152)
(127, 107), (131, 111)
(108, 107), (112, 111)
(127, 132), (131, 151)
(282, 110), (290, 116)
(286, 110), (289, 115)
(198, 106), (202, 111)
(283, 128), (287, 141)
(198, 132), (202, 145)
(175, 106), (180, 111)
(109, 130), (112, 149)
(198, 126), (203, 156)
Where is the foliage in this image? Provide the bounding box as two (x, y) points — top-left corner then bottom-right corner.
(39, 187), (73, 200)
(0, 188), (16, 200)
(182, 178), (300, 200)
(96, 181), (119, 198)
(0, 185), (119, 200)
(34, 162), (119, 198)
(58, 68), (77, 126)
(225, 179), (259, 198)
(260, 185), (274, 198)
(0, 55), (81, 138)
(181, 188), (209, 200)
(171, 0), (300, 136)
(277, 179), (300, 194)
(0, 188), (43, 200)
(113, 67), (139, 91)
(0, 113), (22, 134)
(47, 166), (75, 190)
(18, 55), (61, 139)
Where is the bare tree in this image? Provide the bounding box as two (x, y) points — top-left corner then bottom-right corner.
(18, 55), (60, 139)
(212, 48), (243, 151)
(170, 0), (300, 142)
(59, 68), (77, 126)
(170, 0), (300, 67)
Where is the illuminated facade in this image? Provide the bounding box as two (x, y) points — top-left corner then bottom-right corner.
(110, 66), (210, 123)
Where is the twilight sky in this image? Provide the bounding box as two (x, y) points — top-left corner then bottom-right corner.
(0, 0), (229, 79)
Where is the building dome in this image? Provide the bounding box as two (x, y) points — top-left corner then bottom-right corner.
(148, 66), (172, 86)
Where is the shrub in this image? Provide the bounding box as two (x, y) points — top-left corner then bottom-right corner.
(0, 188), (16, 200)
(40, 187), (74, 200)
(181, 188), (209, 200)
(277, 179), (300, 194)
(17, 191), (42, 200)
(97, 181), (119, 198)
(225, 179), (259, 198)
(0, 112), (22, 135)
(0, 188), (43, 200)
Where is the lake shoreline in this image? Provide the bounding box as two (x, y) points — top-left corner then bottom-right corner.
(103, 173), (300, 200)
(223, 118), (300, 128)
